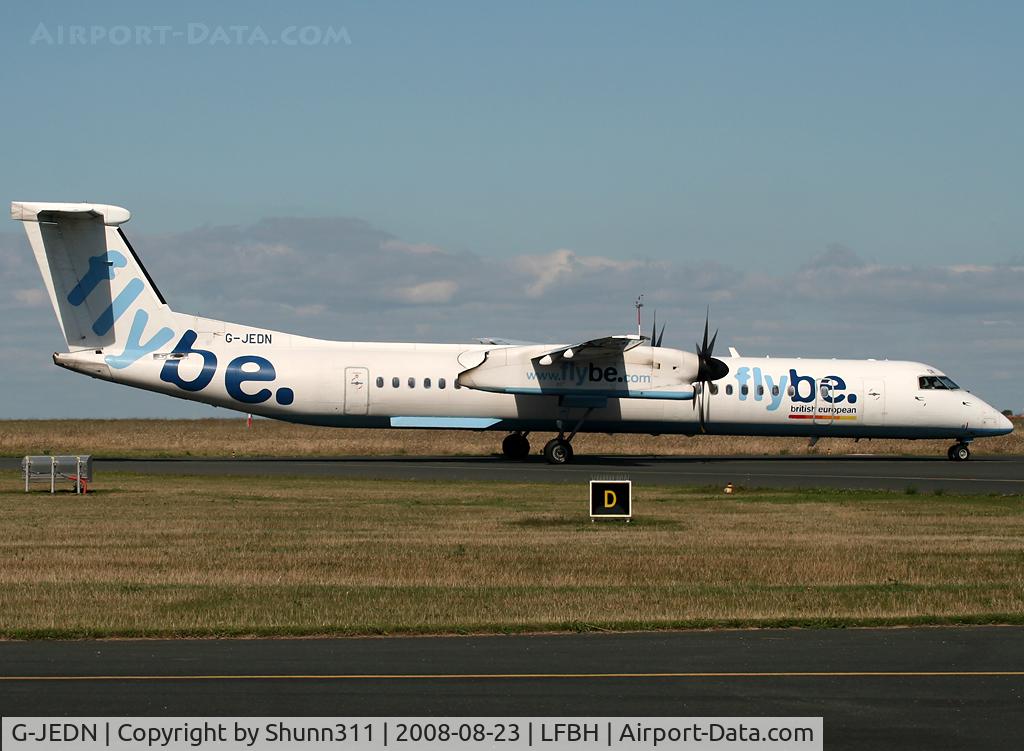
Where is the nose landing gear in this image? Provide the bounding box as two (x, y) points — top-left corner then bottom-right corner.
(947, 443), (971, 461)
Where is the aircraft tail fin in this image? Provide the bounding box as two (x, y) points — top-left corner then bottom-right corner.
(11, 201), (177, 354)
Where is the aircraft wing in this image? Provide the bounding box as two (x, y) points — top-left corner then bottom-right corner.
(532, 334), (644, 365)
(475, 337), (541, 345)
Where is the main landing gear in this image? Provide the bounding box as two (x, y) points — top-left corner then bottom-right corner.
(543, 407), (594, 465)
(499, 431), (575, 464)
(947, 442), (971, 461)
(500, 431), (576, 464)
(543, 436), (574, 465)
(501, 432), (530, 460)
(501, 408), (595, 465)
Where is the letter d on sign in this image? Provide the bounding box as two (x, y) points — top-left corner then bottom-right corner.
(590, 480), (632, 519)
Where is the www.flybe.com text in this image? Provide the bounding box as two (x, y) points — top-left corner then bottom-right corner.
(527, 363), (652, 385)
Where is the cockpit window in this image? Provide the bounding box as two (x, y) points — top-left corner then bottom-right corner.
(918, 375), (960, 390)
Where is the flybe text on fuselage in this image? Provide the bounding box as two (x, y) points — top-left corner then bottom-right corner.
(733, 366), (859, 418)
(159, 330), (295, 405)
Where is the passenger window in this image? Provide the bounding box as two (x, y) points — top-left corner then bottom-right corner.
(772, 385), (780, 396)
(408, 377), (416, 388)
(454, 380), (462, 389)
(709, 383), (718, 395)
(740, 385), (748, 396)
(375, 376), (384, 388)
(726, 384), (733, 396)
(439, 378), (446, 389)
(392, 377), (399, 388)
(424, 377), (432, 389)
(787, 385), (795, 396)
(757, 386), (764, 396)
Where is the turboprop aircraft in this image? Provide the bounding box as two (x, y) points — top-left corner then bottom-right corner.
(13, 201), (1013, 463)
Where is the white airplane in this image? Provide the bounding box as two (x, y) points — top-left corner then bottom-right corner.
(13, 201), (1013, 463)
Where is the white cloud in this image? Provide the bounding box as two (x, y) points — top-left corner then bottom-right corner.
(393, 280), (458, 304)
(381, 239), (446, 255)
(515, 248), (644, 297)
(281, 302), (328, 317)
(14, 288), (47, 306)
(244, 242), (294, 259)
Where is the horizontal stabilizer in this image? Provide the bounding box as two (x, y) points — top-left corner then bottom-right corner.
(12, 202), (131, 226)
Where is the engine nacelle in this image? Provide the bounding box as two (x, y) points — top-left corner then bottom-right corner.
(458, 345), (702, 400)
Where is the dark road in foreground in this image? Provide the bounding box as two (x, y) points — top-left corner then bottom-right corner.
(2, 628), (1022, 750)
(3, 454), (1017, 493)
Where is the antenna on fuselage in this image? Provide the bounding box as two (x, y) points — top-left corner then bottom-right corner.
(635, 294), (644, 338)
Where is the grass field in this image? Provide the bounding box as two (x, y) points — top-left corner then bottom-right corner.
(1, 470), (1021, 638)
(1, 417), (1021, 459)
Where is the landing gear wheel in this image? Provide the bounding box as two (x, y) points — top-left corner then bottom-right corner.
(946, 442), (970, 459)
(543, 438), (572, 465)
(501, 433), (530, 460)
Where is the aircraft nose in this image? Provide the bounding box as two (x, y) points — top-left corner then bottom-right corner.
(998, 412), (1015, 433)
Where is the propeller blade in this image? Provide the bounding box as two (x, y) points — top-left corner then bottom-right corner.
(698, 383), (708, 433)
(690, 306), (727, 433)
(650, 311), (657, 346)
(656, 322), (666, 348)
(694, 307), (729, 382)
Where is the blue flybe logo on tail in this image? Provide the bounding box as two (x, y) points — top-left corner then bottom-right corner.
(66, 250), (174, 368)
(67, 250), (127, 306)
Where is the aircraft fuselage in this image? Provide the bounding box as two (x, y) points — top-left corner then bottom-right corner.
(54, 328), (1011, 443)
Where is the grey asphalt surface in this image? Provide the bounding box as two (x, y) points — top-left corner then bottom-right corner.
(2, 629), (1022, 750)
(4, 454), (1021, 493)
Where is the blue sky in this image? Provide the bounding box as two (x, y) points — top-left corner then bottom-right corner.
(1, 2), (1022, 416)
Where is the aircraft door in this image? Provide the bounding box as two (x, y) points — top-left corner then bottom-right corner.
(344, 367), (370, 415)
(813, 377), (836, 426)
(862, 378), (885, 426)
